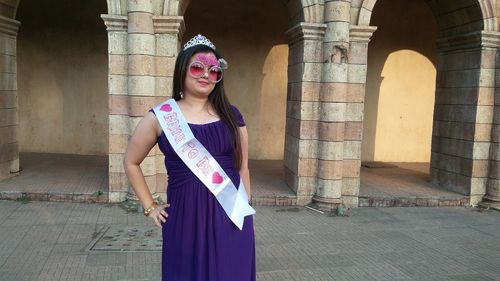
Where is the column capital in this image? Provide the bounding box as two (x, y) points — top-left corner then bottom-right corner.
(437, 31), (500, 52)
(285, 22), (327, 45)
(101, 14), (128, 32)
(349, 25), (377, 43)
(0, 15), (20, 37)
(152, 16), (185, 38)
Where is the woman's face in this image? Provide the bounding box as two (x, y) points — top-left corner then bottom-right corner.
(183, 52), (220, 98)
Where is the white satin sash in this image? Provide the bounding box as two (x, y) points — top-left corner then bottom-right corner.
(153, 99), (255, 230)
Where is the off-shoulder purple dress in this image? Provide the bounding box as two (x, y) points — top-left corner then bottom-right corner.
(153, 106), (256, 281)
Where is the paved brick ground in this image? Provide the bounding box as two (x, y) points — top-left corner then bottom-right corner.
(1, 200), (498, 281)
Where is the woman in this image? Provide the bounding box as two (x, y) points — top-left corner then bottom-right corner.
(123, 34), (256, 281)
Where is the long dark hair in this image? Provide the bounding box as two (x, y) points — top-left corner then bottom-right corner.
(172, 44), (242, 170)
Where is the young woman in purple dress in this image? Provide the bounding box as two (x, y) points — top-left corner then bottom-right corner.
(123, 34), (256, 281)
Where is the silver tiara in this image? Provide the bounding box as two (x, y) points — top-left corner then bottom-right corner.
(183, 34), (216, 51)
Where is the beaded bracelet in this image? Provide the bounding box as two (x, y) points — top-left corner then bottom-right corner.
(143, 201), (158, 217)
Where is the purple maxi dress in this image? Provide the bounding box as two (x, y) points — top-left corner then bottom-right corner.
(153, 106), (256, 281)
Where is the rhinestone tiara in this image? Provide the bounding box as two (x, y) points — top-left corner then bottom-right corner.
(183, 34), (216, 51)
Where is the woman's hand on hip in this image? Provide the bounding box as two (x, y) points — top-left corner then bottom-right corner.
(147, 204), (170, 228)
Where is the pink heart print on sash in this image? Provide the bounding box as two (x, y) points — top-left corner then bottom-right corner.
(212, 172), (223, 184)
(160, 104), (172, 112)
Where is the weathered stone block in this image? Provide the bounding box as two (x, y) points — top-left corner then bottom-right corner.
(325, 1), (350, 22)
(285, 134), (299, 155)
(318, 159), (342, 180)
(291, 82), (321, 101)
(155, 154), (167, 174)
(128, 54), (155, 76)
(476, 105), (494, 123)
(0, 73), (16, 91)
(344, 122), (363, 140)
(0, 108), (16, 127)
(0, 142), (17, 162)
(346, 83), (365, 102)
(128, 33), (155, 55)
(342, 160), (361, 177)
(471, 160), (489, 177)
(303, 62), (323, 82)
(470, 177), (487, 195)
(0, 125), (16, 145)
(323, 63), (348, 83)
(316, 178), (342, 198)
(472, 142), (491, 160)
(129, 96), (160, 116)
(109, 95), (128, 115)
(299, 139), (318, 158)
(320, 102), (346, 122)
(155, 56), (176, 77)
(109, 114), (130, 135)
(108, 32), (128, 55)
(320, 82), (347, 102)
(156, 34), (180, 57)
(348, 42), (368, 64)
(319, 121), (344, 142)
(0, 35), (16, 56)
(343, 141), (362, 159)
(109, 153), (125, 173)
(0, 54), (16, 73)
(474, 123), (492, 141)
(128, 12), (153, 34)
(345, 103), (363, 121)
(109, 54), (128, 75)
(325, 22), (350, 42)
(298, 158), (318, 177)
(348, 64), (367, 84)
(155, 76), (173, 97)
(479, 68), (495, 87)
(109, 133), (129, 154)
(109, 74), (128, 95)
(127, 1), (153, 13)
(341, 177), (360, 196)
(318, 140), (343, 161)
(287, 100), (320, 120)
(128, 75), (155, 96)
(0, 90), (16, 109)
(478, 87), (494, 105)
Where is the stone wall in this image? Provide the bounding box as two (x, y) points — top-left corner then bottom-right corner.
(16, 0), (108, 155)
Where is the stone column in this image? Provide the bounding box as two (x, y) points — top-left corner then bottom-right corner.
(284, 22), (326, 205)
(152, 15), (184, 201)
(0, 16), (20, 181)
(313, 0), (352, 209)
(484, 31), (500, 205)
(123, 0), (160, 203)
(343, 25), (377, 207)
(102, 14), (129, 202)
(432, 31), (498, 205)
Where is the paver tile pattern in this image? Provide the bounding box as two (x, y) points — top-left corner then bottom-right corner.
(0, 201), (499, 281)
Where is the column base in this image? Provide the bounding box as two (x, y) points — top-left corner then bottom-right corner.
(478, 195), (500, 211)
(311, 195), (342, 211)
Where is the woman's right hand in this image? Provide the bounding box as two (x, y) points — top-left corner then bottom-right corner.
(147, 204), (170, 228)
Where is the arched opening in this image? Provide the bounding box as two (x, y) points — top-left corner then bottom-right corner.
(360, 0), (491, 206)
(183, 0), (293, 204)
(0, 0), (109, 201)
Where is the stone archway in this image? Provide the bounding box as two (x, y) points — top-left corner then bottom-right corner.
(353, 0), (499, 205)
(102, 0), (331, 205)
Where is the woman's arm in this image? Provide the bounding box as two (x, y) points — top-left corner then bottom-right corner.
(238, 126), (251, 201)
(123, 112), (162, 210)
